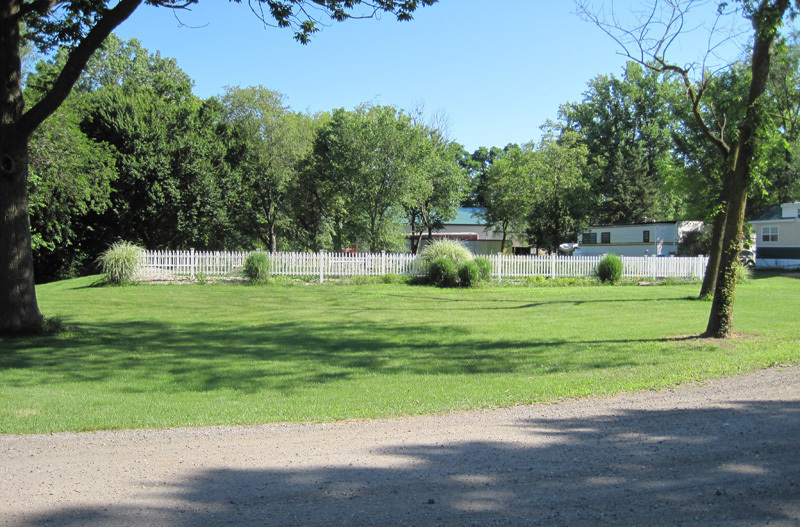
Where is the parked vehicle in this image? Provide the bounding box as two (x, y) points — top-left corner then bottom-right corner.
(739, 249), (756, 268)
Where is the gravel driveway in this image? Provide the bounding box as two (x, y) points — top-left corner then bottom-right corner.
(2, 366), (799, 527)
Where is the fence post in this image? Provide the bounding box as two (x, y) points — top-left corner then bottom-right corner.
(381, 250), (386, 276)
(319, 251), (324, 284)
(496, 253), (502, 281)
(651, 254), (657, 280)
(550, 253), (556, 279)
(189, 248), (195, 280)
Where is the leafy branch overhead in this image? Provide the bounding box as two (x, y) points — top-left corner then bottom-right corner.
(20, 1), (435, 51)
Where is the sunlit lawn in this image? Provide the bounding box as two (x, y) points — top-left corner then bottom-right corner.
(1, 273), (798, 434)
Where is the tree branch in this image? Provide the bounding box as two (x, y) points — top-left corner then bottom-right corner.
(576, 0), (744, 158)
(17, 0), (143, 139)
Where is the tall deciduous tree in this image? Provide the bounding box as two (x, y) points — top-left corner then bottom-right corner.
(318, 104), (431, 252)
(526, 130), (591, 253)
(578, 0), (797, 337)
(559, 62), (684, 225)
(762, 29), (800, 204)
(222, 86), (314, 252)
(481, 144), (534, 253)
(27, 98), (118, 282)
(406, 137), (468, 254)
(0, 0), (435, 333)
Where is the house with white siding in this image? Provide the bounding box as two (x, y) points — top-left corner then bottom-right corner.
(574, 221), (704, 257)
(749, 202), (800, 269)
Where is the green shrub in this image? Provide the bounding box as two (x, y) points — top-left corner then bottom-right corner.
(243, 252), (271, 283)
(458, 261), (481, 288)
(474, 257), (492, 282)
(429, 257), (459, 287)
(595, 254), (623, 284)
(98, 241), (144, 285)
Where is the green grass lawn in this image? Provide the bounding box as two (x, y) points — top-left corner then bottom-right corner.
(1, 273), (798, 434)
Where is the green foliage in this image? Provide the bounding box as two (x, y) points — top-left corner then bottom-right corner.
(474, 257), (492, 282)
(677, 229), (712, 256)
(222, 86), (316, 252)
(243, 252), (271, 283)
(304, 104), (440, 252)
(558, 62), (685, 224)
(428, 257), (459, 287)
(458, 261), (481, 287)
(525, 130), (591, 253)
(406, 139), (469, 254)
(595, 253), (623, 284)
(481, 144), (534, 251)
(97, 241), (143, 285)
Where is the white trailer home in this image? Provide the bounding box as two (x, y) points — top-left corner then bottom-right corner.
(575, 221), (704, 257)
(749, 202), (800, 269)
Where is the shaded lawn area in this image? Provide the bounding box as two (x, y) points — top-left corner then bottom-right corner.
(1, 274), (798, 434)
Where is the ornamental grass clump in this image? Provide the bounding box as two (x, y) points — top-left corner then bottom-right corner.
(595, 253), (623, 284)
(420, 239), (474, 267)
(98, 241), (144, 285)
(420, 239), (475, 286)
(243, 252), (271, 283)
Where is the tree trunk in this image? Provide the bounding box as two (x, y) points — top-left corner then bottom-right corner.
(268, 218), (277, 253)
(413, 230), (424, 255)
(1, 5), (42, 333)
(0, 141), (43, 333)
(704, 166), (749, 337)
(699, 212), (723, 298)
(699, 165), (738, 298)
(704, 0), (788, 337)
(1, 0), (142, 334)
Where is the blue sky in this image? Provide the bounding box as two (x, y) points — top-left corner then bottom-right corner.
(114, 1), (750, 153)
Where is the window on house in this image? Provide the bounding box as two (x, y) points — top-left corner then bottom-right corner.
(601, 232), (611, 244)
(643, 230), (650, 243)
(582, 233), (597, 244)
(762, 226), (778, 242)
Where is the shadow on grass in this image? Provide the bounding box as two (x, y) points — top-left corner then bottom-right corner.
(385, 292), (695, 309)
(14, 399), (800, 526)
(0, 316), (718, 394)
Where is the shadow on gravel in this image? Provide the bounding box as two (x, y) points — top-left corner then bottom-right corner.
(18, 399), (800, 527)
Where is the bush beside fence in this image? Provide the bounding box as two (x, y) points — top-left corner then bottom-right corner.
(139, 250), (709, 282)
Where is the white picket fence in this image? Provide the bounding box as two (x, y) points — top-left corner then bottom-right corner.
(139, 249), (709, 282)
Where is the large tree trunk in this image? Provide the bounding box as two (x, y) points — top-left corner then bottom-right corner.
(1, 4), (42, 333)
(704, 0), (788, 337)
(1, 0), (142, 334)
(698, 163), (737, 298)
(0, 141), (43, 333)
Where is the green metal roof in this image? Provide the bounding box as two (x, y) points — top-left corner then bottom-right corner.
(749, 204), (783, 222)
(451, 207), (486, 226)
